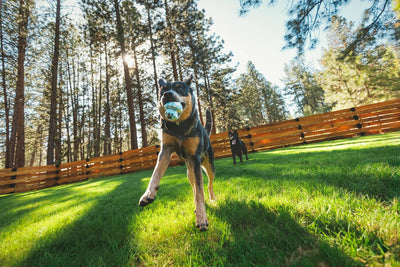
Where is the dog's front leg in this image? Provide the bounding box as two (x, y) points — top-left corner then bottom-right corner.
(139, 148), (171, 206)
(232, 152), (237, 164)
(188, 156), (208, 231)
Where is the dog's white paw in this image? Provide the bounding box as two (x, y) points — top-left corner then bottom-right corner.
(139, 191), (156, 207)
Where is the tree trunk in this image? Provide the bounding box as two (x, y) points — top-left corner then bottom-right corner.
(145, 2), (159, 99)
(0, 4), (11, 168)
(202, 66), (217, 134)
(89, 43), (98, 157)
(113, 0), (138, 150)
(97, 52), (102, 156)
(164, 0), (178, 80)
(194, 70), (203, 125)
(64, 50), (72, 163)
(56, 78), (63, 166)
(176, 43), (183, 81)
(47, 0), (61, 165)
(133, 46), (147, 147)
(10, 0), (31, 168)
(103, 43), (111, 155)
(67, 52), (79, 162)
(29, 126), (41, 167)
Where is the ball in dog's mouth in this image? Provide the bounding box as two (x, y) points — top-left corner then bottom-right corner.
(164, 101), (184, 121)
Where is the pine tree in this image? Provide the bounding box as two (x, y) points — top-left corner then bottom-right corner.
(47, 0), (61, 165)
(9, 0), (33, 168)
(121, 0), (149, 147)
(237, 61), (287, 126)
(0, 0), (11, 168)
(113, 0), (138, 150)
(319, 16), (400, 110)
(283, 58), (328, 116)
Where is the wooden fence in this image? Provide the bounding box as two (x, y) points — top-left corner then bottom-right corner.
(1, 98), (400, 195)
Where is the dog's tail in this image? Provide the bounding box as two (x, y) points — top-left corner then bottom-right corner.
(205, 108), (212, 136)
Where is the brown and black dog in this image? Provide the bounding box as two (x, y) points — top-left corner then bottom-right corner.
(139, 76), (215, 231)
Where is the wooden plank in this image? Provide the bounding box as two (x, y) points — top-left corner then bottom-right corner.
(358, 107), (400, 119)
(250, 129), (301, 144)
(122, 146), (160, 158)
(0, 171), (59, 187)
(59, 159), (88, 169)
(353, 99), (400, 113)
(363, 120), (400, 132)
(0, 165), (58, 178)
(0, 187), (16, 195)
(120, 153), (158, 165)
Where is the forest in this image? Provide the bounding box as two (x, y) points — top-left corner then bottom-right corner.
(0, 0), (399, 169)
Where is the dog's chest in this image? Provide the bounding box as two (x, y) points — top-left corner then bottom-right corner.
(163, 133), (202, 159)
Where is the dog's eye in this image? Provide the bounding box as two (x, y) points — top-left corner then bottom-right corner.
(160, 86), (168, 95)
(175, 84), (189, 96)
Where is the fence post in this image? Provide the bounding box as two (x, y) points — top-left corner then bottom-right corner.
(119, 152), (124, 175)
(10, 167), (17, 193)
(55, 164), (60, 186)
(351, 107), (364, 136)
(85, 158), (91, 178)
(245, 127), (253, 152)
(295, 118), (306, 144)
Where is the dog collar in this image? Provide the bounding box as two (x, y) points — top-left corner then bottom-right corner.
(162, 113), (198, 139)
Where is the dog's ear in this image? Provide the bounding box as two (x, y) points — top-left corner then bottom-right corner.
(159, 79), (167, 88)
(184, 75), (193, 86)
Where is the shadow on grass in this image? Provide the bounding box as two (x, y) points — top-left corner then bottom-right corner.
(210, 199), (359, 266)
(1, 133), (397, 266)
(218, 144), (400, 201)
(9, 173), (146, 267)
(8, 165), (197, 266)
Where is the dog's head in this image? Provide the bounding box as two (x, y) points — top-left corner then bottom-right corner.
(228, 130), (239, 145)
(158, 76), (194, 123)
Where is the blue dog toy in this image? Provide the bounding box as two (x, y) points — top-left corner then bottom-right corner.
(164, 102), (183, 121)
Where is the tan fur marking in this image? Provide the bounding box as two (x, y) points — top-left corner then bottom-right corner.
(162, 132), (179, 145)
(201, 156), (215, 201)
(178, 95), (193, 121)
(182, 137), (200, 156)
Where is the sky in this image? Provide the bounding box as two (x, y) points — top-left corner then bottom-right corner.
(197, 0), (371, 88)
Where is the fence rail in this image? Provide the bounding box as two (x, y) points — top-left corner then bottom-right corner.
(1, 98), (400, 195)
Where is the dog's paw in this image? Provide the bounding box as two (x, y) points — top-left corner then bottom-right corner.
(139, 196), (155, 207)
(196, 221), (209, 231)
(195, 213), (209, 231)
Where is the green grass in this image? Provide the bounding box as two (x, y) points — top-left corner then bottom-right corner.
(1, 132), (399, 266)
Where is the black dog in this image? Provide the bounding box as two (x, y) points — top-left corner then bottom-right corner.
(228, 130), (249, 164)
(139, 76), (215, 231)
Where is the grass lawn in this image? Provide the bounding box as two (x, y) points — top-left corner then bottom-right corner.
(1, 132), (399, 266)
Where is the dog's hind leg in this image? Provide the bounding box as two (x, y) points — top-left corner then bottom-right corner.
(242, 142), (249, 160)
(237, 150), (243, 163)
(139, 148), (171, 206)
(186, 161), (196, 207)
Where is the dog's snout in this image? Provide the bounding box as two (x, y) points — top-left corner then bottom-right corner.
(161, 91), (176, 104)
